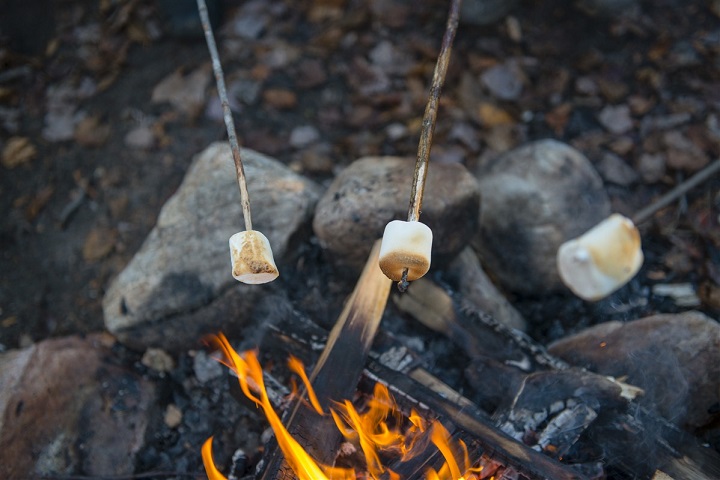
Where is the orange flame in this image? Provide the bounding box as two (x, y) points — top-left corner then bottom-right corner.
(201, 334), (483, 480)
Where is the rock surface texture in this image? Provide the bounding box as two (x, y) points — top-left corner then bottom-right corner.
(548, 311), (720, 432)
(0, 335), (156, 479)
(103, 143), (321, 350)
(313, 156), (480, 269)
(473, 139), (611, 295)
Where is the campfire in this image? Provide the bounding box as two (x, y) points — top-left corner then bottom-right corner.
(186, 0), (720, 478)
(201, 333), (486, 480)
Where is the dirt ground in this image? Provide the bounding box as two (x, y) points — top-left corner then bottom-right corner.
(1, 0), (719, 353)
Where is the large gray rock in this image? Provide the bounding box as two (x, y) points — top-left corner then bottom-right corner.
(549, 311), (720, 432)
(0, 335), (156, 478)
(473, 139), (611, 295)
(103, 143), (321, 351)
(445, 247), (527, 331)
(313, 156), (480, 269)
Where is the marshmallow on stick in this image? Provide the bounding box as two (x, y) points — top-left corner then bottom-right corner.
(379, 220), (433, 282)
(378, 0), (460, 287)
(229, 230), (279, 284)
(557, 214), (643, 301)
(198, 0), (279, 284)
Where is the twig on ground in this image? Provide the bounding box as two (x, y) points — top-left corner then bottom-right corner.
(632, 159), (720, 225)
(197, 0), (252, 231)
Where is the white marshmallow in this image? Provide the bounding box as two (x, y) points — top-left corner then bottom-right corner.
(379, 220), (433, 282)
(229, 230), (279, 284)
(557, 214), (643, 301)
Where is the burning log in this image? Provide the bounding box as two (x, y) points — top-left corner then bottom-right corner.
(257, 240), (392, 479)
(252, 300), (587, 479)
(394, 277), (720, 479)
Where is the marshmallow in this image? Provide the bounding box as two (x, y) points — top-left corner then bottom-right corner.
(229, 230), (279, 284)
(379, 220), (433, 282)
(557, 214), (643, 301)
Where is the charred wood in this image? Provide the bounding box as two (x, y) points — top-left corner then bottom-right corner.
(257, 241), (391, 479)
(396, 277), (720, 479)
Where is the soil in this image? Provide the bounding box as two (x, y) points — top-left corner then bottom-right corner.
(2, 0), (718, 351)
(0, 0), (719, 476)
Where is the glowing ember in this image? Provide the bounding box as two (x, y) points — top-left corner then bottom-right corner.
(201, 334), (485, 480)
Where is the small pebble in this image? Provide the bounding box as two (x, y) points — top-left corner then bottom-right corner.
(637, 153), (666, 183)
(596, 152), (638, 186)
(193, 350), (223, 383)
(385, 123), (408, 141)
(141, 348), (175, 373)
(124, 126), (155, 150)
(262, 89), (297, 109)
(481, 62), (523, 100)
(598, 104), (633, 134)
(289, 125), (320, 148)
(164, 403), (183, 429)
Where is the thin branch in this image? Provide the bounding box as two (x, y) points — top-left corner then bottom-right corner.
(397, 0), (462, 292)
(407, 0), (462, 223)
(632, 159), (720, 224)
(197, 0), (253, 231)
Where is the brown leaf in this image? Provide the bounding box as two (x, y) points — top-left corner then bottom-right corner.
(545, 103), (572, 135)
(262, 88), (298, 109)
(82, 227), (118, 262)
(25, 186), (55, 221)
(151, 65), (211, 116)
(74, 115), (111, 148)
(2, 137), (37, 169)
(477, 103), (515, 127)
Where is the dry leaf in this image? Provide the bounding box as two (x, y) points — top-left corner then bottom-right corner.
(25, 186), (55, 221)
(82, 226), (118, 262)
(2, 137), (37, 169)
(74, 115), (111, 148)
(478, 103), (514, 127)
(262, 88), (298, 109)
(151, 65), (211, 116)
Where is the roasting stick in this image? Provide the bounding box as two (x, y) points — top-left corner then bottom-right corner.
(197, 0), (279, 284)
(632, 158), (720, 225)
(378, 0), (463, 292)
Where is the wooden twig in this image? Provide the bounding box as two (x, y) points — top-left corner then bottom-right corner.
(397, 0), (462, 291)
(407, 0), (462, 223)
(632, 158), (720, 225)
(258, 241), (392, 479)
(363, 362), (589, 480)
(197, 0), (253, 231)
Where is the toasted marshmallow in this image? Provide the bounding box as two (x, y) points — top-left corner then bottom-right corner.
(557, 214), (643, 301)
(379, 220), (433, 282)
(229, 230), (279, 284)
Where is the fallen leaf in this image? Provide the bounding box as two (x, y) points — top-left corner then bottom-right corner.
(545, 103), (572, 135)
(262, 88), (298, 109)
(663, 130), (709, 172)
(74, 115), (110, 148)
(151, 65), (211, 116)
(82, 226), (118, 262)
(0, 86), (14, 102)
(1, 316), (18, 328)
(478, 103), (515, 127)
(25, 186), (55, 221)
(2, 137), (37, 168)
